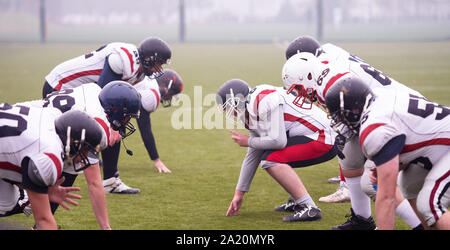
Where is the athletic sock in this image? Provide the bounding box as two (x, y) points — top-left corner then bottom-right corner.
(346, 176), (371, 219)
(295, 194), (316, 207)
(395, 199), (422, 228)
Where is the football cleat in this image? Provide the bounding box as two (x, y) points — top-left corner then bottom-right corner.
(103, 177), (140, 194)
(332, 208), (377, 230)
(327, 176), (341, 184)
(283, 204), (322, 222)
(318, 183), (351, 203)
(274, 197), (296, 212)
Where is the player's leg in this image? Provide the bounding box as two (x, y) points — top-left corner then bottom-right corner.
(101, 142), (140, 194)
(319, 163), (351, 203)
(268, 136), (336, 212)
(416, 151), (450, 229)
(332, 135), (376, 230)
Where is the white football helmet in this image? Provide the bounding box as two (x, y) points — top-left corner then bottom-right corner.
(281, 52), (323, 109)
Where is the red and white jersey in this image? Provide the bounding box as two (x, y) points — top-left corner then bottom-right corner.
(314, 43), (423, 105)
(133, 76), (160, 113)
(0, 103), (63, 186)
(359, 87), (450, 167)
(247, 84), (335, 145)
(45, 42), (140, 91)
(20, 83), (112, 151)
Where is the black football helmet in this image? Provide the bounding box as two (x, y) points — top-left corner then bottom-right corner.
(325, 76), (374, 137)
(99, 81), (141, 138)
(216, 79), (251, 126)
(55, 110), (103, 172)
(285, 35), (323, 60)
(138, 37), (172, 78)
(156, 69), (183, 108)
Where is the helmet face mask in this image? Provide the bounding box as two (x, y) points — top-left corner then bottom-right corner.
(216, 79), (250, 127)
(325, 76), (374, 139)
(282, 52), (322, 109)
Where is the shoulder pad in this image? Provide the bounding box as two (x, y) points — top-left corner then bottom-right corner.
(108, 53), (124, 75)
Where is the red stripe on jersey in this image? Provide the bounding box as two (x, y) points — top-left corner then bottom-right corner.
(429, 170), (450, 222)
(120, 47), (134, 73)
(253, 90), (276, 116)
(359, 123), (387, 146)
(321, 61), (329, 64)
(43, 153), (62, 177)
(94, 117), (110, 146)
(55, 69), (103, 90)
(0, 161), (21, 174)
(151, 89), (160, 109)
(284, 113), (326, 144)
(401, 138), (450, 153)
(322, 72), (350, 98)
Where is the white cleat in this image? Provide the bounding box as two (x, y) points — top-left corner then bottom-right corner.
(319, 183), (351, 203)
(103, 177), (140, 194)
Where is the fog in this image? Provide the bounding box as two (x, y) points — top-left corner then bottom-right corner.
(1, 0), (449, 43)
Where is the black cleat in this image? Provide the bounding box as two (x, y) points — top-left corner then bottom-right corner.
(332, 208), (377, 230)
(283, 204), (322, 222)
(274, 198), (296, 212)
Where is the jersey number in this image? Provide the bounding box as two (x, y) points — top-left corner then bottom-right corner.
(43, 89), (76, 113)
(349, 55), (391, 86)
(0, 103), (30, 138)
(407, 94), (450, 120)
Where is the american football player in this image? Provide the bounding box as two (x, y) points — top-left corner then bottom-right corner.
(0, 107), (102, 230)
(217, 79), (338, 222)
(282, 36), (424, 230)
(42, 36), (171, 98)
(102, 69), (183, 194)
(325, 76), (450, 229)
(22, 80), (141, 229)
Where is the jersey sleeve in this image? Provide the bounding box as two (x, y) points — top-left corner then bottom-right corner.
(359, 121), (404, 160)
(115, 45), (140, 80)
(133, 77), (160, 113)
(25, 152), (63, 189)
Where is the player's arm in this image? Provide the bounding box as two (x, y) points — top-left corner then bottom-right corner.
(371, 135), (406, 230)
(248, 104), (287, 150)
(83, 162), (111, 230)
(227, 146), (264, 216)
(136, 107), (171, 172)
(97, 54), (123, 88)
(21, 157), (57, 229)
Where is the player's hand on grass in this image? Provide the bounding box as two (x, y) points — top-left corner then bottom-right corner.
(226, 190), (245, 216)
(154, 158), (172, 173)
(47, 176), (82, 210)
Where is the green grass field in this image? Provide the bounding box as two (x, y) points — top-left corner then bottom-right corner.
(0, 41), (449, 230)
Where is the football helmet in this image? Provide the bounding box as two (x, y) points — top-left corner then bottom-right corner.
(156, 69), (183, 108)
(216, 79), (251, 126)
(54, 110), (102, 172)
(325, 76), (374, 137)
(138, 37), (172, 78)
(99, 80), (142, 138)
(285, 35), (323, 60)
(282, 52), (324, 109)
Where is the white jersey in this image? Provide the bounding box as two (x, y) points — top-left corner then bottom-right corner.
(45, 42), (140, 90)
(247, 84), (335, 145)
(314, 43), (423, 105)
(133, 76), (161, 113)
(0, 103), (63, 187)
(20, 83), (112, 152)
(359, 87), (450, 168)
